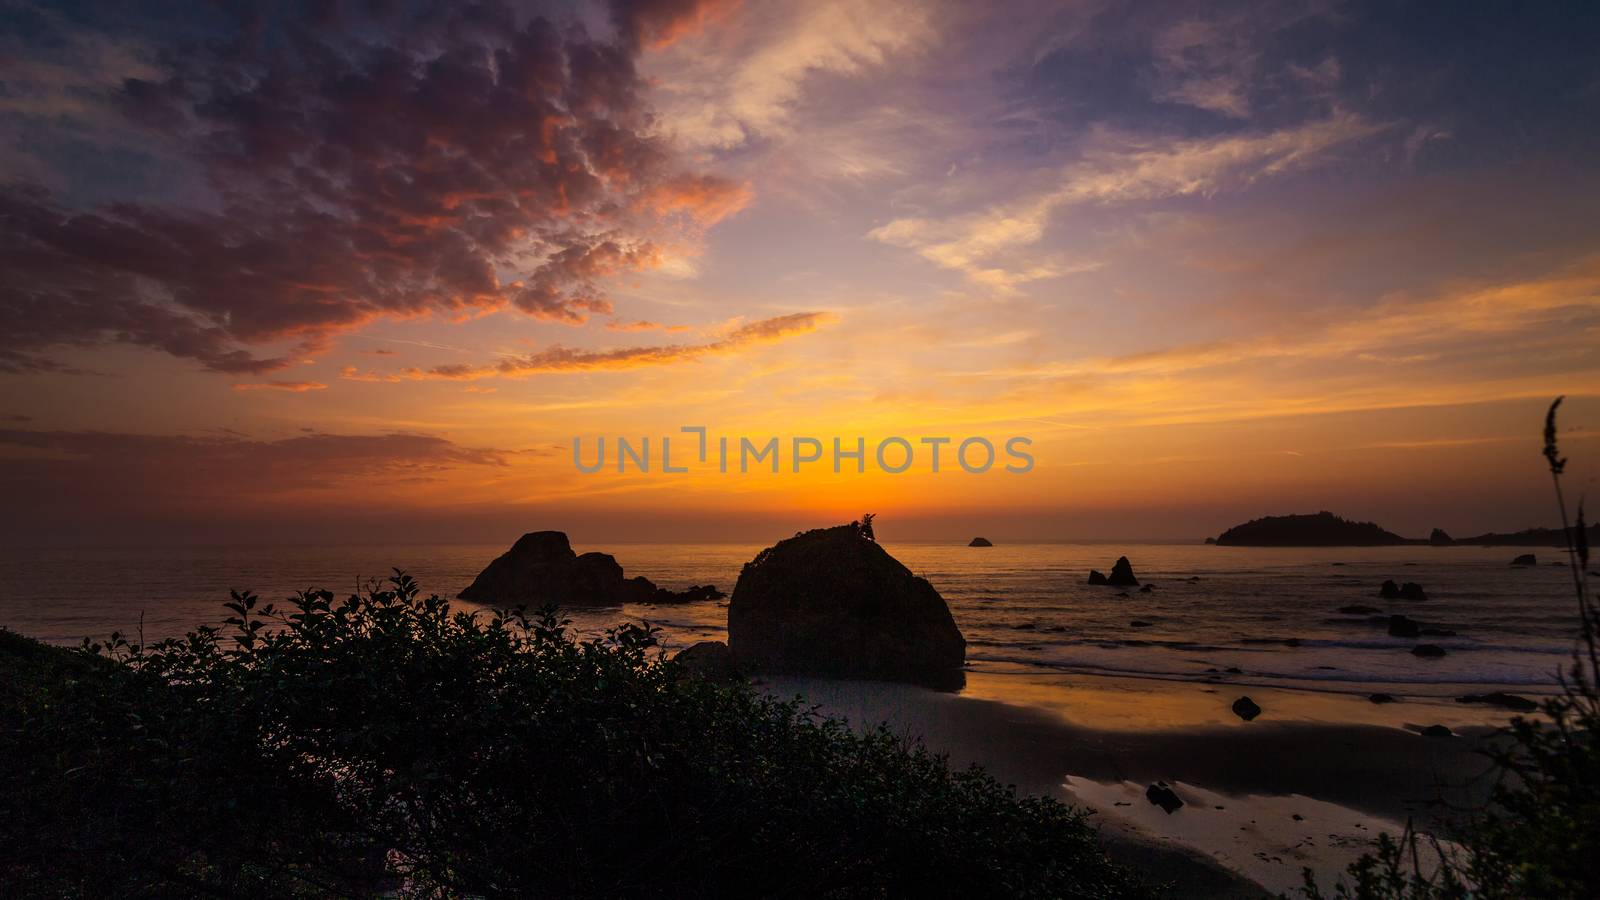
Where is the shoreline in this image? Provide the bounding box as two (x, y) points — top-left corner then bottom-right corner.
(764, 670), (1526, 896)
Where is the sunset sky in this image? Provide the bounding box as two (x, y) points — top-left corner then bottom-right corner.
(2, 0), (1598, 544)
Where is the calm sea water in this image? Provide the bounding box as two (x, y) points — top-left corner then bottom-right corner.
(0, 541), (1585, 693)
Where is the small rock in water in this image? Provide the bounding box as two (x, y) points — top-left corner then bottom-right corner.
(968, 537), (993, 547)
(1146, 782), (1184, 814)
(1379, 580), (1428, 601)
(1292, 814), (1304, 821)
(1456, 692), (1538, 712)
(1369, 693), (1397, 704)
(1387, 615), (1421, 638)
(1412, 644), (1447, 658)
(1107, 556), (1139, 586)
(1340, 605), (1381, 615)
(1130, 620), (1153, 628)
(1225, 666), (1243, 674)
(1014, 622), (1037, 631)
(1510, 553), (1536, 566)
(1087, 570), (1109, 585)
(1232, 696), (1262, 721)
(1420, 628), (1457, 637)
(1139, 584), (1154, 593)
(1420, 724), (1453, 738)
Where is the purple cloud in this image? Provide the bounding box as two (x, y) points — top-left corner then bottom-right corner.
(0, 1), (745, 375)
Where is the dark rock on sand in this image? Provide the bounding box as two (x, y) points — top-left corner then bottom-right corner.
(1146, 782), (1184, 814)
(1340, 604), (1381, 615)
(1387, 615), (1421, 639)
(1420, 724), (1453, 738)
(1429, 528), (1454, 546)
(1412, 644), (1447, 658)
(1088, 570), (1109, 585)
(1511, 553), (1537, 566)
(672, 641), (741, 681)
(968, 537), (994, 547)
(460, 531), (720, 606)
(1369, 693), (1397, 704)
(1456, 692), (1539, 712)
(1232, 696), (1262, 721)
(728, 524), (965, 687)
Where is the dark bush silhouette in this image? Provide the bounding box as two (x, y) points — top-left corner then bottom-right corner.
(2, 577), (1145, 898)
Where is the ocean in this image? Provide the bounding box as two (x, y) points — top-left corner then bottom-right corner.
(0, 541), (1585, 697)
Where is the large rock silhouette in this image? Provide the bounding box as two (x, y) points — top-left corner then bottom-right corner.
(459, 531), (721, 606)
(728, 524), (965, 687)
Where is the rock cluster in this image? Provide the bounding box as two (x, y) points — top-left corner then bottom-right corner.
(459, 531), (723, 607)
(1088, 556), (1139, 587)
(1378, 580), (1428, 601)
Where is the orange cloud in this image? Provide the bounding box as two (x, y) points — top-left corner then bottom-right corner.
(617, 0), (742, 50)
(399, 311), (834, 381)
(638, 173), (752, 225)
(340, 366), (403, 383)
(231, 380), (328, 392)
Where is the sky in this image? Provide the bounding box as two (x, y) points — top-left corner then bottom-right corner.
(1, 0), (1598, 545)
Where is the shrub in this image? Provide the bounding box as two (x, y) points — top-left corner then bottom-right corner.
(2, 576), (1147, 898)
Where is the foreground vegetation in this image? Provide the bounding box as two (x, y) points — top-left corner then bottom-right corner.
(1305, 398), (1600, 899)
(0, 576), (1147, 898)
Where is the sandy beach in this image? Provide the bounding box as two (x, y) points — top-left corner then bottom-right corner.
(766, 670), (1538, 896)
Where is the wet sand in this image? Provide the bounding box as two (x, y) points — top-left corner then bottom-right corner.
(763, 671), (1531, 896)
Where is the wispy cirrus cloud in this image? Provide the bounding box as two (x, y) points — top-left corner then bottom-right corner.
(231, 381), (329, 393)
(870, 112), (1386, 289)
(645, 0), (936, 150)
(396, 311), (834, 381)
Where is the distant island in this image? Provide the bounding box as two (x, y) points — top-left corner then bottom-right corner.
(1452, 525), (1600, 547)
(1210, 511), (1599, 547)
(1213, 511), (1408, 546)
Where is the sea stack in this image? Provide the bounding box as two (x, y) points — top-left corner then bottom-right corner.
(727, 524), (965, 687)
(459, 531), (722, 606)
(968, 537), (994, 547)
(1088, 556), (1139, 587)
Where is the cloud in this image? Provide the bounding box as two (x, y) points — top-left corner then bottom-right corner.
(0, 1), (744, 375)
(231, 381), (328, 393)
(870, 112), (1385, 287)
(645, 0), (934, 149)
(609, 0), (743, 50)
(0, 429), (510, 522)
(400, 311), (833, 381)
